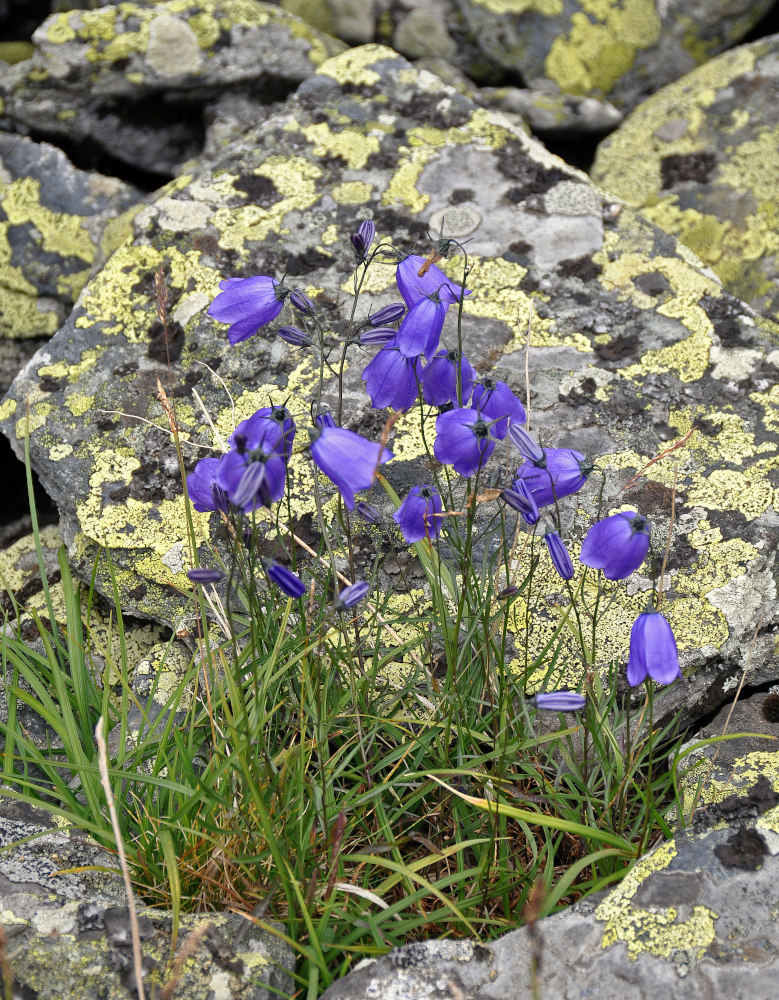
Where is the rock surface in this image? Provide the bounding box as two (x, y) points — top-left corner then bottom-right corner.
(1, 44), (779, 732)
(0, 133), (141, 339)
(319, 749), (779, 1000)
(455, 0), (775, 112)
(592, 32), (779, 322)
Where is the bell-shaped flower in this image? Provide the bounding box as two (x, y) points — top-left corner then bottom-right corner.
(362, 343), (422, 411)
(396, 254), (471, 308)
(187, 456), (228, 513)
(421, 349), (475, 406)
(434, 408), (496, 478)
(263, 559), (306, 598)
(627, 609), (681, 686)
(393, 485), (444, 543)
(501, 479), (539, 525)
(216, 448), (286, 511)
(230, 405), (296, 462)
(471, 379), (526, 440)
(209, 275), (287, 345)
(315, 411), (337, 431)
(530, 691), (586, 712)
(513, 448), (592, 507)
(350, 220), (376, 261)
(310, 425), (393, 510)
(544, 529), (574, 580)
(580, 511), (651, 580)
(395, 295), (446, 361)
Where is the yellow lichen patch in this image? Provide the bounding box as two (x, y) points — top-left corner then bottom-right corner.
(65, 393), (96, 418)
(0, 287), (62, 339)
(49, 442), (73, 461)
(75, 245), (218, 338)
(15, 402), (51, 439)
(321, 224), (340, 245)
(315, 43), (391, 87)
(686, 751), (779, 817)
(686, 469), (773, 519)
(596, 841), (717, 960)
(2, 176), (96, 263)
(469, 0), (562, 13)
(45, 12), (78, 44)
(298, 122), (380, 170)
(383, 148), (434, 213)
(0, 525), (62, 595)
(212, 156), (322, 251)
(38, 347), (104, 381)
(0, 398), (17, 422)
(332, 180), (373, 204)
(545, 0), (661, 97)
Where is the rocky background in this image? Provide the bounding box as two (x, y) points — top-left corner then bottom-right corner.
(2, 2), (779, 998)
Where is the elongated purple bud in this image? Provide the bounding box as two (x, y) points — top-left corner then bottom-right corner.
(289, 290), (315, 315)
(351, 220), (376, 260)
(334, 580), (370, 609)
(509, 425), (545, 464)
(187, 567), (224, 584)
(368, 303), (406, 326)
(355, 501), (381, 524)
(278, 325), (312, 347)
(530, 691), (587, 712)
(315, 411), (337, 430)
(263, 559), (306, 598)
(360, 327), (397, 346)
(501, 483), (540, 525)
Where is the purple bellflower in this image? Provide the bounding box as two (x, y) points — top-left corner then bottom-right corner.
(263, 559), (306, 598)
(209, 275), (287, 345)
(393, 485), (444, 543)
(580, 511), (651, 580)
(351, 220), (376, 261)
(310, 425), (393, 510)
(187, 567), (224, 584)
(231, 405), (296, 462)
(362, 344), (422, 411)
(396, 254), (471, 308)
(544, 530), (574, 580)
(471, 379), (526, 440)
(395, 295), (447, 361)
(501, 479), (540, 525)
(187, 456), (229, 513)
(355, 501), (381, 524)
(530, 691), (586, 712)
(434, 408), (496, 478)
(421, 349), (475, 406)
(513, 448), (592, 508)
(627, 609), (681, 686)
(217, 448), (286, 510)
(334, 580), (370, 610)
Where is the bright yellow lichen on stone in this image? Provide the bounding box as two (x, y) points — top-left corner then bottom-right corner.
(38, 347), (104, 381)
(298, 122), (380, 170)
(315, 43), (392, 86)
(332, 181), (374, 204)
(469, 0), (562, 13)
(596, 841), (718, 960)
(545, 0), (661, 97)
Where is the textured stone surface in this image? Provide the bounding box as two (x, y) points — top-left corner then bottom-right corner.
(319, 750), (779, 1000)
(455, 0), (775, 112)
(592, 33), (779, 322)
(0, 133), (141, 339)
(0, 0), (345, 175)
(1, 45), (779, 732)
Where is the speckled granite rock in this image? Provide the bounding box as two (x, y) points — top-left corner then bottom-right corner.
(319, 750), (779, 1000)
(0, 0), (345, 175)
(455, 0), (775, 113)
(2, 45), (779, 730)
(0, 801), (294, 1000)
(592, 33), (779, 323)
(0, 133), (141, 339)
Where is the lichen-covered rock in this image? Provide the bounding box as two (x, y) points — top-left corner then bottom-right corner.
(2, 44), (779, 731)
(319, 749), (779, 1000)
(0, 799), (294, 1000)
(0, 133), (142, 339)
(592, 33), (779, 322)
(455, 0), (775, 113)
(0, 0), (346, 175)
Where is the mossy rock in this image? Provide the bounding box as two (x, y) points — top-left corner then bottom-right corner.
(592, 33), (779, 323)
(1, 44), (779, 732)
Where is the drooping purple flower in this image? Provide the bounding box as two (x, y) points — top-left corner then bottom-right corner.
(580, 511), (651, 580)
(231, 405), (296, 462)
(500, 480), (540, 525)
(278, 325), (312, 348)
(263, 559), (306, 598)
(368, 303), (405, 326)
(395, 295), (447, 361)
(351, 220), (376, 261)
(393, 485), (444, 543)
(513, 448), (592, 507)
(315, 411), (337, 430)
(396, 254), (471, 308)
(434, 408), (496, 478)
(544, 530), (574, 580)
(334, 580), (370, 610)
(217, 449), (287, 510)
(362, 344), (422, 411)
(187, 456), (228, 513)
(310, 426), (393, 510)
(209, 275), (287, 345)
(187, 567), (224, 584)
(471, 379), (526, 440)
(421, 349), (475, 406)
(627, 610), (681, 687)
(530, 691), (587, 712)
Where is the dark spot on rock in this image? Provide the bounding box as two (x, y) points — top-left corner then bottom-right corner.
(192, 233), (221, 254)
(694, 774), (779, 832)
(761, 693), (779, 723)
(131, 271), (157, 298)
(114, 362), (138, 377)
(556, 256), (602, 282)
(630, 479), (675, 516)
(170, 369), (204, 398)
(660, 151), (717, 189)
(519, 270), (539, 292)
(594, 331), (639, 363)
(695, 417), (720, 436)
(38, 376), (64, 393)
(698, 293), (749, 346)
(472, 944), (491, 961)
(284, 247), (333, 276)
(128, 583), (147, 600)
(404, 92), (471, 129)
(653, 421), (676, 441)
(498, 143), (569, 198)
(77, 902), (106, 938)
(148, 319), (184, 363)
(633, 871), (703, 908)
(450, 188), (476, 204)
(635, 271), (671, 297)
(95, 412), (119, 431)
(206, 929), (244, 975)
(714, 827), (768, 870)
(507, 240), (532, 258)
(232, 174), (278, 206)
(108, 484), (130, 503)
